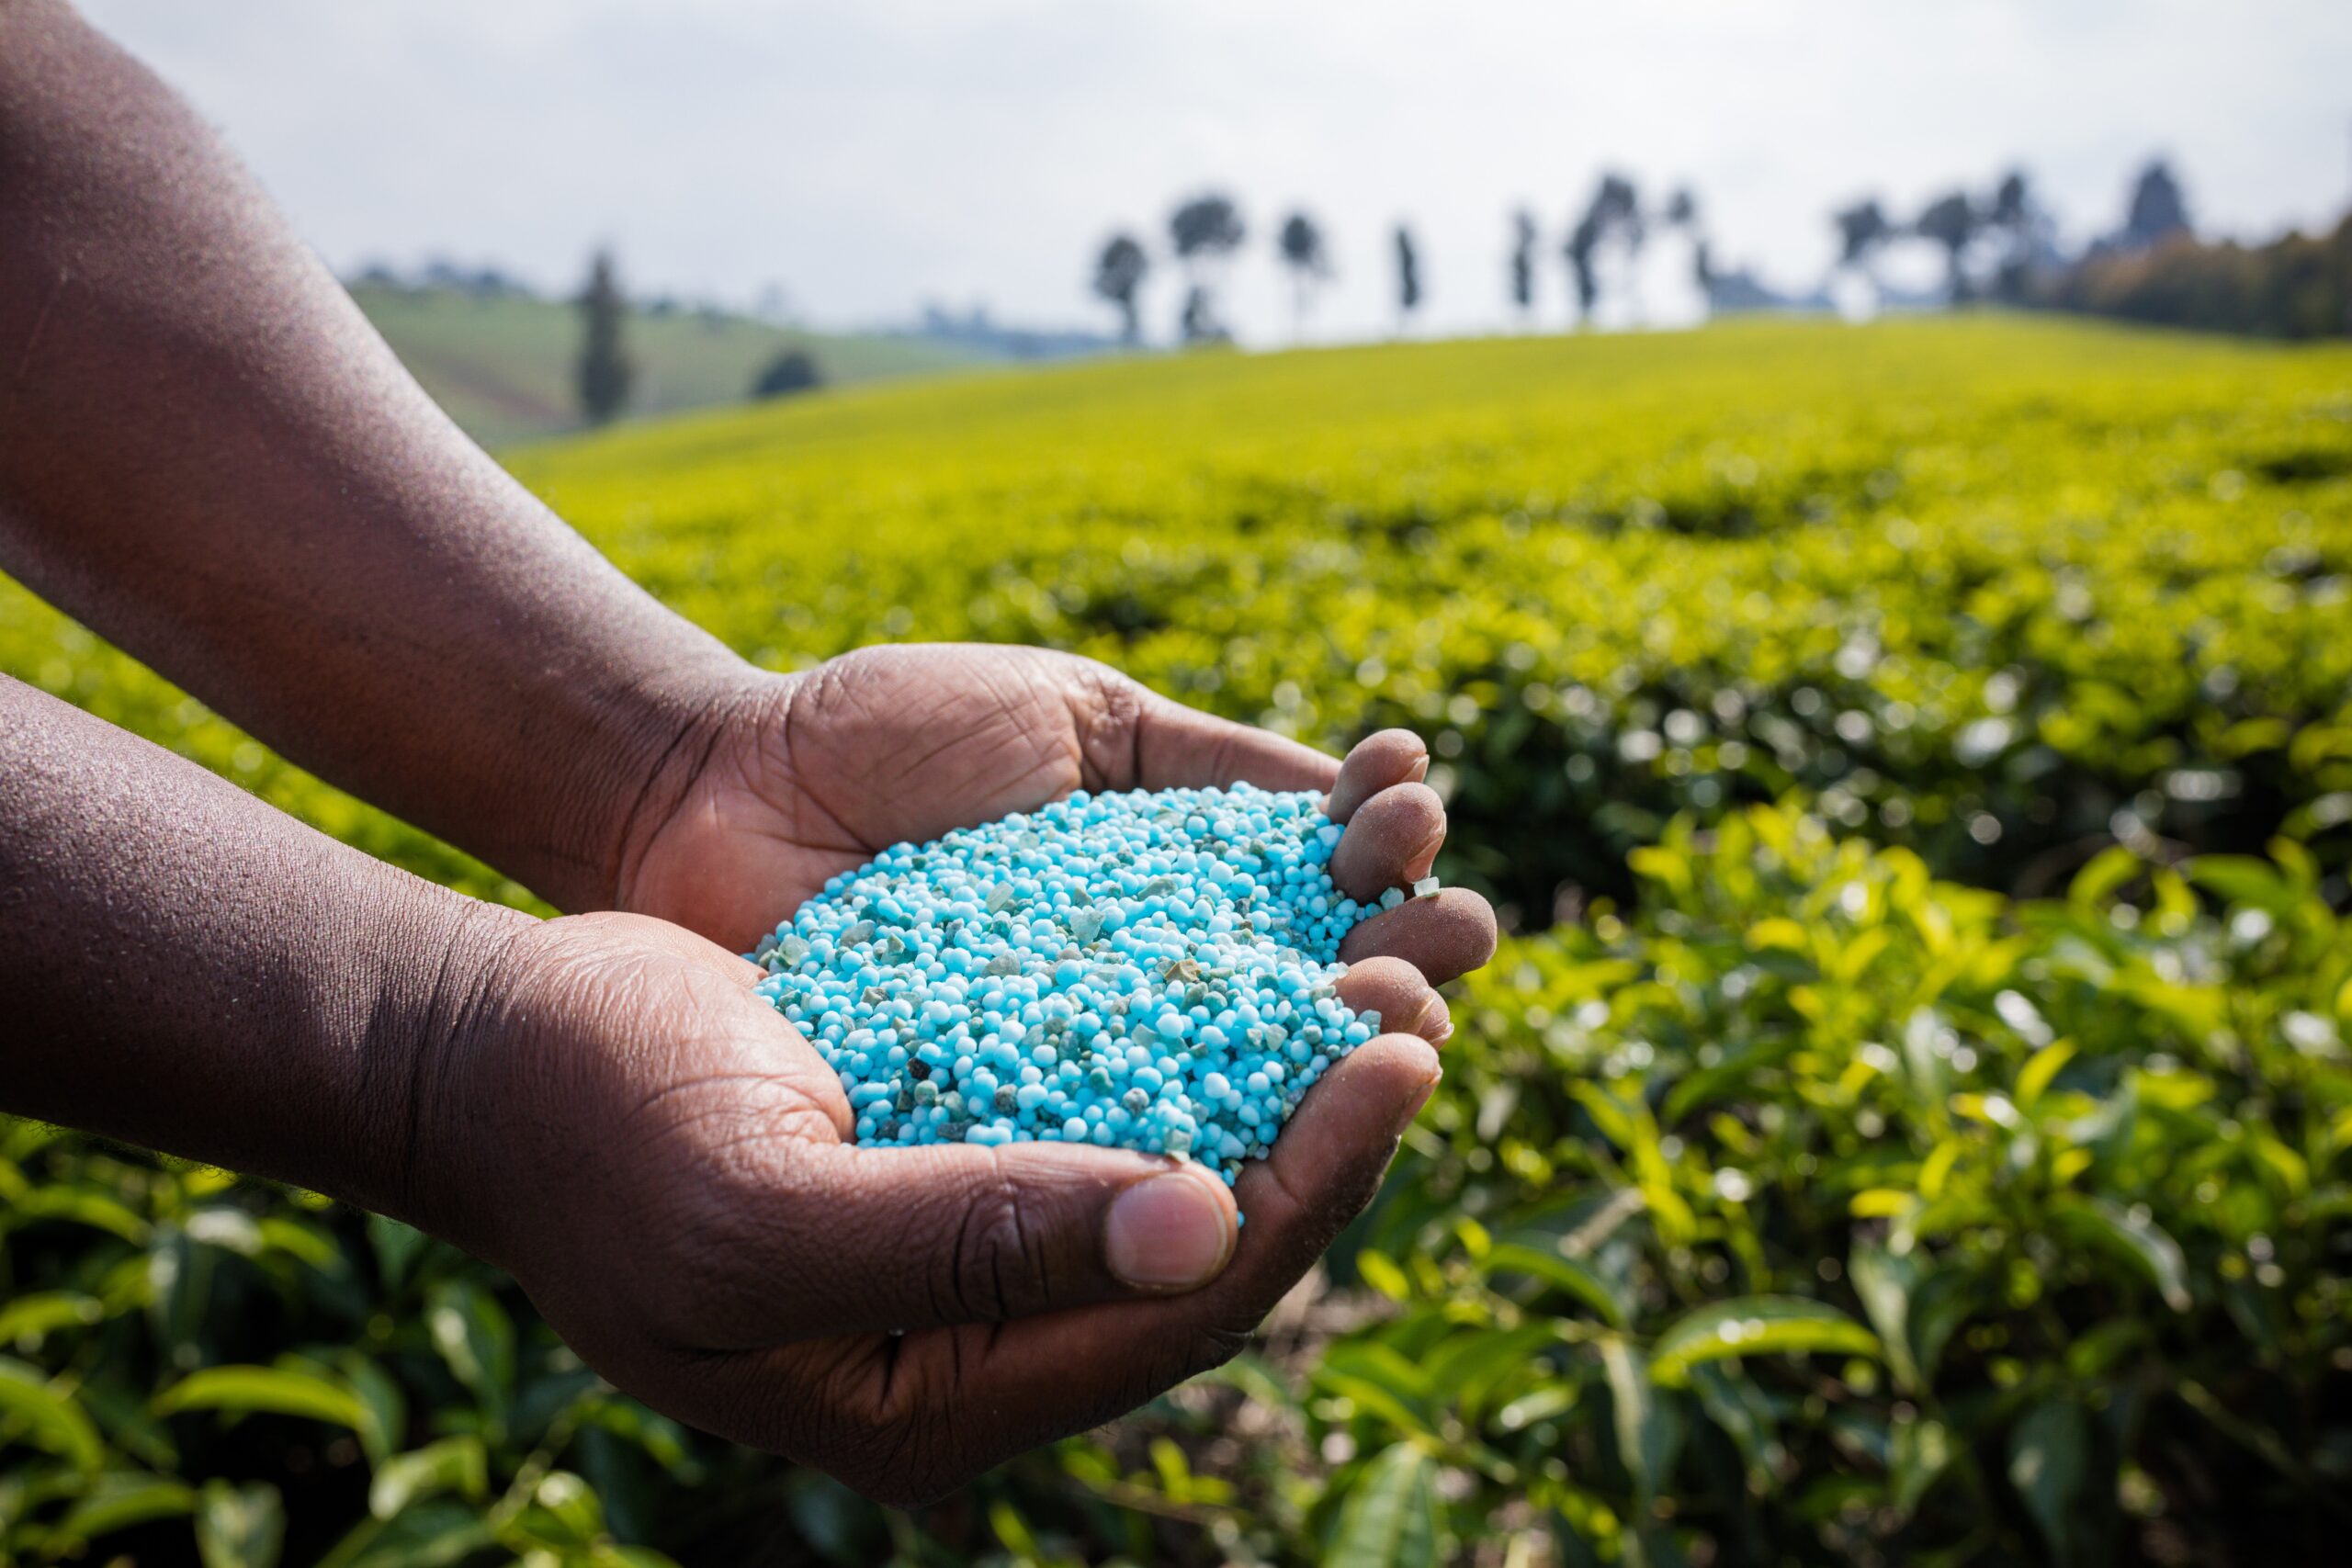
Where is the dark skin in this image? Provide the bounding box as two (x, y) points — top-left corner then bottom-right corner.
(0, 2), (1498, 1505)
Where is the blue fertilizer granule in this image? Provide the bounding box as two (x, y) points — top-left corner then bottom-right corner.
(749, 783), (1424, 1185)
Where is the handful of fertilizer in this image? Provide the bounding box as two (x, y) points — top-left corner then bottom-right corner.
(751, 783), (1430, 1185)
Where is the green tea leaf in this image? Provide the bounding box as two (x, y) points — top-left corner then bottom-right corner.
(424, 1280), (514, 1436)
(2014, 1041), (2077, 1114)
(315, 1498), (495, 1568)
(4, 1185), (150, 1244)
(2067, 845), (2140, 907)
(1422, 1324), (1566, 1422)
(1317, 1344), (1439, 1438)
(1689, 1363), (1780, 1482)
(1600, 1337), (1682, 1509)
(368, 1437), (489, 1520)
(367, 1215), (429, 1289)
(0, 1356), (106, 1471)
(1355, 1249), (1412, 1302)
(1327, 1443), (1438, 1568)
(0, 1291), (105, 1348)
(1649, 1296), (1881, 1388)
(2184, 856), (2300, 917)
(2052, 1196), (2191, 1312)
(1847, 1244), (1922, 1393)
(1481, 1242), (1630, 1327)
(153, 1364), (366, 1431)
(340, 1354), (407, 1467)
(2006, 1396), (2088, 1567)
(1890, 1413), (1956, 1517)
(1195, 1352), (1304, 1423)
(198, 1479), (286, 1568)
(51, 1471), (196, 1542)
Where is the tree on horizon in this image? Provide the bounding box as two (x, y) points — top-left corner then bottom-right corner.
(1091, 232), (1150, 345)
(1831, 197), (1894, 304)
(1915, 190), (1981, 302)
(1277, 211), (1331, 343)
(1170, 193), (1246, 344)
(1178, 285), (1228, 345)
(575, 247), (632, 425)
(2121, 158), (2193, 249)
(1394, 224), (1422, 334)
(1566, 173), (1641, 327)
(1985, 168), (2046, 299)
(1666, 186), (1712, 299)
(1509, 209), (1538, 323)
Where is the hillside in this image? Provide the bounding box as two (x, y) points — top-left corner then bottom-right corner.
(350, 284), (998, 447)
(6, 316), (2352, 1565)
(510, 314), (2352, 910)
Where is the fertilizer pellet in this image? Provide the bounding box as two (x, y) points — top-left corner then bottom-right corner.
(749, 784), (1429, 1186)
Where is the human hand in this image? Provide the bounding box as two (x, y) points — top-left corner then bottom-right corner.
(615, 643), (1496, 983)
(418, 734), (1482, 1502)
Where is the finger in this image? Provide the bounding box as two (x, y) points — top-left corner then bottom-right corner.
(1340, 887), (1498, 985)
(1324, 729), (1429, 823)
(1333, 954), (1448, 1044)
(1133, 690), (1339, 794)
(1328, 781), (1446, 902)
(685, 1139), (1240, 1347)
(748, 1032), (1441, 1503)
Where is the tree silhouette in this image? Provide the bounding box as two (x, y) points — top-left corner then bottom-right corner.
(1091, 232), (1150, 345)
(1831, 197), (1894, 306)
(1169, 193), (1245, 343)
(750, 348), (821, 400)
(1834, 198), (1892, 271)
(1566, 173), (1640, 326)
(1915, 190), (1980, 302)
(1665, 186), (1712, 297)
(575, 248), (632, 425)
(2122, 159), (2192, 249)
(1394, 224), (1422, 333)
(1985, 169), (2041, 300)
(1989, 171), (2030, 233)
(1276, 211), (1331, 342)
(1509, 209), (1538, 321)
(1178, 286), (1228, 345)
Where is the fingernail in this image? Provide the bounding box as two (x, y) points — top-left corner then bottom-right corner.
(1408, 756), (1430, 784)
(1105, 1170), (1235, 1291)
(1405, 1071), (1442, 1124)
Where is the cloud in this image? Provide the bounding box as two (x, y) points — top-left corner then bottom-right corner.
(82, 0), (2352, 344)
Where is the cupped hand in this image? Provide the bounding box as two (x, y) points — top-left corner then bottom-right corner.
(424, 731), (1492, 1504)
(614, 644), (1495, 985)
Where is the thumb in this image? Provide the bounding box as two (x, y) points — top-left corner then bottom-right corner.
(718, 1140), (1241, 1343)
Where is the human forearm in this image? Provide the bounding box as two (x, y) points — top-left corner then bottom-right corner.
(0, 675), (528, 1223)
(0, 3), (748, 911)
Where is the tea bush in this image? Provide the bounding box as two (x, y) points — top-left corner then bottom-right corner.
(507, 316), (2352, 915)
(5, 317), (2351, 1564)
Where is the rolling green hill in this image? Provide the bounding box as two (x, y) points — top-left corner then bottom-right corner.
(6, 317), (2352, 1564)
(350, 284), (998, 448)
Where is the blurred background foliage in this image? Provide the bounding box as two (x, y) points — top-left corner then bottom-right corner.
(6, 316), (2352, 1564)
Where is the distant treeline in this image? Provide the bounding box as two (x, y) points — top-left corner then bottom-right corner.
(1090, 157), (2351, 344)
(2037, 215), (2352, 341)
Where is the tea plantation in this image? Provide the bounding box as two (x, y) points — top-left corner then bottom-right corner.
(5, 316), (2351, 1565)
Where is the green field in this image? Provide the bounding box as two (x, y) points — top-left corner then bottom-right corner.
(352, 285), (998, 448)
(6, 317), (2352, 1564)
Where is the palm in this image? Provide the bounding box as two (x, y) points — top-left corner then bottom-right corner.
(620, 644), (1338, 953)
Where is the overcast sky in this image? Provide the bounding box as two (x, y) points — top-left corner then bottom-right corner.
(81, 0), (2352, 346)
